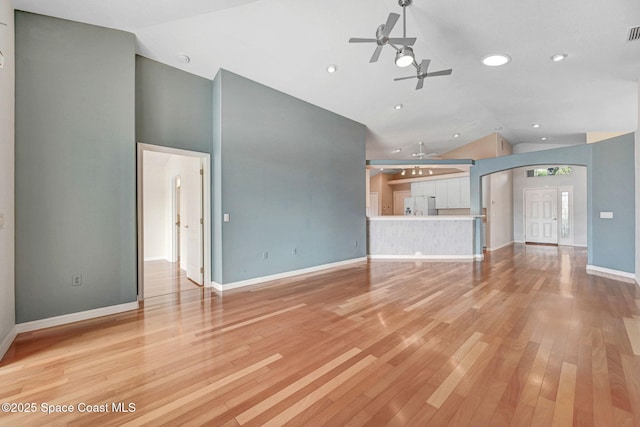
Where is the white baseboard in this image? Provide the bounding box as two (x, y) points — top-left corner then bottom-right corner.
(486, 241), (514, 252)
(514, 240), (525, 244)
(586, 265), (636, 283)
(368, 254), (476, 261)
(212, 257), (367, 292)
(0, 326), (17, 361)
(15, 301), (140, 334)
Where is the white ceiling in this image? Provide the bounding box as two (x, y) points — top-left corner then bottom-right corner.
(14, 0), (640, 159)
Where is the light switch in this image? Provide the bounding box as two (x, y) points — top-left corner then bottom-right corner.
(599, 211), (613, 219)
(223, 213), (230, 222)
(0, 213), (4, 228)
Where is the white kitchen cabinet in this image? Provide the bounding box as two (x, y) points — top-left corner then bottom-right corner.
(459, 176), (470, 208)
(435, 180), (448, 209)
(447, 178), (461, 208)
(412, 176), (471, 209)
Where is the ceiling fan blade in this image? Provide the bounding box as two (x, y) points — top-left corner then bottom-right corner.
(419, 59), (431, 74)
(426, 69), (453, 77)
(349, 38), (377, 43)
(387, 37), (417, 46)
(381, 13), (400, 37)
(394, 76), (417, 81)
(416, 78), (424, 90)
(370, 45), (383, 63)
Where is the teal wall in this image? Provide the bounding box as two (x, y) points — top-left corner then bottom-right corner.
(15, 12), (136, 322)
(215, 70), (367, 284)
(135, 56), (213, 153)
(471, 134), (635, 274)
(591, 136), (636, 272)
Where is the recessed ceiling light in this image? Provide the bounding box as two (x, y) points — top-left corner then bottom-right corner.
(482, 54), (511, 67)
(550, 53), (568, 62)
(177, 53), (191, 64)
(392, 148), (402, 153)
(453, 133), (460, 138)
(541, 137), (548, 141)
(394, 104), (403, 110)
(327, 64), (337, 73)
(532, 123), (541, 128)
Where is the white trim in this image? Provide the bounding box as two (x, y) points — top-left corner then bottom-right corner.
(368, 254), (476, 261)
(0, 326), (17, 360)
(212, 258), (367, 291)
(475, 254), (484, 260)
(15, 301), (139, 334)
(514, 240), (525, 244)
(486, 241), (514, 252)
(586, 265), (636, 283)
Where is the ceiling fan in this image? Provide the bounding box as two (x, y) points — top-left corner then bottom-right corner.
(394, 59), (453, 90)
(411, 141), (438, 159)
(348, 12), (417, 63)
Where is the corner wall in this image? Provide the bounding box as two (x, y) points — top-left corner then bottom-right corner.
(0, 0), (15, 356)
(636, 82), (640, 284)
(15, 12), (137, 322)
(215, 70), (367, 284)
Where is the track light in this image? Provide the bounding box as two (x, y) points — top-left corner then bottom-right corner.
(401, 170), (406, 176)
(412, 168), (416, 175)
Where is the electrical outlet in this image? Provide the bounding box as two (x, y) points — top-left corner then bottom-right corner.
(292, 247), (297, 256)
(72, 274), (82, 286)
(262, 251), (268, 259)
(354, 240), (358, 247)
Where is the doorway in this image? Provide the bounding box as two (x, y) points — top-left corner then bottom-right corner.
(137, 144), (211, 300)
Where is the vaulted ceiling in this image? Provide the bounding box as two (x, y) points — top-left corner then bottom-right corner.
(13, 0), (640, 159)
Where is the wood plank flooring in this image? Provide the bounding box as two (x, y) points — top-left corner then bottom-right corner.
(1, 244), (640, 426)
(143, 260), (201, 298)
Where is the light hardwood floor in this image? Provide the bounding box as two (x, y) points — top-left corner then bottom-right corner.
(1, 244), (640, 426)
(143, 260), (201, 298)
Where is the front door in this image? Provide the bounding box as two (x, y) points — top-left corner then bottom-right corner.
(525, 188), (558, 244)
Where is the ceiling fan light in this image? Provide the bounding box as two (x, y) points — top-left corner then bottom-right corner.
(395, 46), (415, 67)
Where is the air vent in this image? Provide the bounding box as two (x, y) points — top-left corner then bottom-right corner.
(628, 26), (640, 42)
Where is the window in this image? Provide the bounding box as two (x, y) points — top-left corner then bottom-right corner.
(560, 191), (570, 240)
(526, 166), (572, 177)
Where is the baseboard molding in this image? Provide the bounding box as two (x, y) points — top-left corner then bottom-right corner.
(586, 265), (636, 283)
(15, 301), (140, 334)
(0, 326), (17, 361)
(368, 254), (476, 261)
(486, 241), (514, 252)
(212, 257), (367, 292)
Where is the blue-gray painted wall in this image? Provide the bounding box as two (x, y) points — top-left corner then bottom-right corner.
(471, 134), (635, 274)
(135, 56), (213, 154)
(15, 12), (137, 322)
(591, 136), (636, 272)
(215, 70), (367, 284)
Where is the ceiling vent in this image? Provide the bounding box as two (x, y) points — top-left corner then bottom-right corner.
(628, 26), (640, 42)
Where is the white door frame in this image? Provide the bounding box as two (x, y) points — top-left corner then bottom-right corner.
(136, 143), (212, 300)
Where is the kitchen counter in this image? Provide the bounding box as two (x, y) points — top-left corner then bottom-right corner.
(367, 215), (483, 260)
